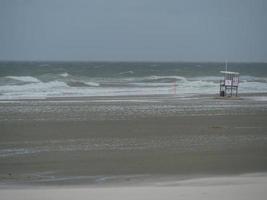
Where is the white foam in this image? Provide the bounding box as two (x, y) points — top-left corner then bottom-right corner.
(88, 99), (160, 103)
(60, 73), (70, 77)
(0, 80), (217, 100)
(6, 76), (40, 83)
(118, 71), (134, 75)
(189, 76), (221, 81)
(0, 76), (267, 100)
(145, 75), (187, 81)
(130, 82), (175, 87)
(239, 81), (267, 93)
(0, 81), (69, 100)
(241, 76), (267, 82)
(0, 81), (67, 92)
(85, 82), (100, 87)
(244, 96), (267, 101)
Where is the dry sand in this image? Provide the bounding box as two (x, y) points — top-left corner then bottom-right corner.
(0, 174), (267, 200)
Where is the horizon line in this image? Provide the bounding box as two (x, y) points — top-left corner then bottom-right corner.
(0, 59), (266, 64)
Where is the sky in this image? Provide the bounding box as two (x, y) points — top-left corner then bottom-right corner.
(0, 0), (267, 62)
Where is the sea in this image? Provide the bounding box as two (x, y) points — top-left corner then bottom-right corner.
(0, 61), (267, 100)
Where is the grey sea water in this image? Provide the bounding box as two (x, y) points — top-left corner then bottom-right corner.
(0, 61), (267, 99)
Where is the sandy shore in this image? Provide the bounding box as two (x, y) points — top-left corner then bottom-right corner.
(0, 174), (267, 200)
(0, 94), (267, 198)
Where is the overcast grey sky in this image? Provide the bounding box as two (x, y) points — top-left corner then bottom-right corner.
(0, 0), (266, 62)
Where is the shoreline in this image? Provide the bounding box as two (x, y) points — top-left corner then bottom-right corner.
(0, 92), (267, 101)
(0, 172), (267, 189)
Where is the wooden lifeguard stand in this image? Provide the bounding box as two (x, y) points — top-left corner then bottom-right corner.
(219, 62), (240, 97)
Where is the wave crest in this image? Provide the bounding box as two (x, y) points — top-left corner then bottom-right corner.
(144, 75), (188, 82)
(67, 81), (100, 87)
(60, 73), (70, 77)
(6, 76), (40, 83)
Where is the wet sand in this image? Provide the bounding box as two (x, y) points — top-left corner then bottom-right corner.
(0, 94), (267, 186)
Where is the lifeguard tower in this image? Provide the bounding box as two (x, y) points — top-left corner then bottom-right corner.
(219, 62), (240, 97)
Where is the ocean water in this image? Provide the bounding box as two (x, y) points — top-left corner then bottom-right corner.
(0, 61), (267, 100)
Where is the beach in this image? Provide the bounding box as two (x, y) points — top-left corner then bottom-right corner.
(0, 93), (267, 198)
(1, 0), (267, 196)
(1, 174), (267, 200)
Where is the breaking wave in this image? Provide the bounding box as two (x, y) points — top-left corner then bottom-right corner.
(0, 74), (267, 100)
(67, 80), (100, 87)
(0, 81), (69, 99)
(118, 71), (134, 75)
(6, 76), (41, 83)
(143, 75), (187, 82)
(60, 72), (70, 77)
